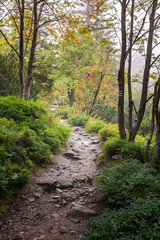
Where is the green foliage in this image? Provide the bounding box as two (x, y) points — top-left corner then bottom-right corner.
(68, 113), (89, 127)
(102, 138), (148, 162)
(85, 117), (106, 133)
(0, 51), (20, 96)
(93, 101), (118, 123)
(55, 106), (74, 119)
(81, 197), (160, 240)
(39, 124), (70, 153)
(103, 139), (127, 158)
(0, 96), (70, 206)
(0, 160), (29, 201)
(17, 127), (52, 164)
(120, 141), (145, 162)
(99, 123), (119, 141)
(0, 96), (47, 121)
(97, 161), (160, 206)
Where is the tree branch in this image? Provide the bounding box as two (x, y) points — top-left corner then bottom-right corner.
(0, 30), (20, 57)
(150, 54), (160, 68)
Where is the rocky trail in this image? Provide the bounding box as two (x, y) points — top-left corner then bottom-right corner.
(0, 103), (102, 240)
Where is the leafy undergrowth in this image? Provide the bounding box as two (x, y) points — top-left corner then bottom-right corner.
(54, 105), (160, 240)
(85, 117), (106, 133)
(68, 113), (89, 127)
(82, 197), (160, 240)
(97, 160), (160, 206)
(0, 96), (70, 210)
(81, 160), (160, 240)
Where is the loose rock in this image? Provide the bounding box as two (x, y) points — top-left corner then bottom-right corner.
(36, 178), (57, 191)
(67, 204), (97, 217)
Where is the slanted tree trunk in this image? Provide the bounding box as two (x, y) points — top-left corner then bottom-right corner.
(129, 0), (158, 141)
(89, 73), (104, 115)
(24, 0), (38, 101)
(128, 0), (134, 141)
(68, 89), (75, 107)
(118, 0), (127, 139)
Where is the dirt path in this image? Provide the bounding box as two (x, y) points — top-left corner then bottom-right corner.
(0, 107), (102, 240)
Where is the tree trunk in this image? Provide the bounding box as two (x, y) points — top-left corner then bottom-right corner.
(90, 73), (104, 115)
(118, 0), (127, 139)
(68, 89), (75, 107)
(145, 98), (154, 162)
(153, 124), (160, 168)
(130, 0), (158, 141)
(152, 77), (160, 168)
(19, 0), (25, 99)
(128, 0), (134, 141)
(24, 0), (38, 101)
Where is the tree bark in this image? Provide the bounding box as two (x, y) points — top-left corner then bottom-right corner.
(152, 77), (160, 168)
(68, 89), (75, 107)
(19, 0), (25, 99)
(118, 0), (127, 139)
(128, 0), (134, 141)
(130, 0), (158, 141)
(24, 0), (38, 101)
(89, 73), (104, 115)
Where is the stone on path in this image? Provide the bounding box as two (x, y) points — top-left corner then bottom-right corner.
(67, 203), (97, 218)
(33, 192), (41, 198)
(59, 226), (68, 234)
(72, 127), (80, 132)
(64, 150), (75, 158)
(28, 198), (35, 203)
(53, 155), (70, 166)
(36, 178), (57, 191)
(57, 178), (74, 189)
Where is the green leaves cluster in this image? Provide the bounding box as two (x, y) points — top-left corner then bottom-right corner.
(68, 113), (89, 127)
(102, 138), (153, 162)
(82, 197), (160, 240)
(85, 117), (106, 133)
(97, 160), (160, 206)
(82, 160), (160, 239)
(0, 96), (70, 205)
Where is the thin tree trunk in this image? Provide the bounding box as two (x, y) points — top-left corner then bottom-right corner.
(153, 123), (160, 168)
(68, 89), (75, 107)
(145, 99), (154, 162)
(118, 0), (127, 139)
(90, 73), (104, 115)
(145, 78), (160, 162)
(130, 0), (158, 141)
(152, 77), (160, 168)
(19, 0), (25, 99)
(24, 0), (38, 101)
(128, 0), (134, 141)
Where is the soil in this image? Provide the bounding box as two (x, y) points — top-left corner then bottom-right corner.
(0, 104), (102, 240)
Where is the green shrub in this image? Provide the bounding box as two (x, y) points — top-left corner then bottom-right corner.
(68, 114), (89, 127)
(17, 127), (52, 164)
(99, 123), (119, 141)
(0, 96), (47, 121)
(0, 160), (29, 200)
(55, 106), (74, 119)
(102, 138), (147, 162)
(81, 197), (160, 240)
(103, 139), (127, 158)
(39, 124), (70, 153)
(97, 160), (160, 206)
(0, 96), (70, 207)
(120, 141), (145, 162)
(85, 117), (106, 133)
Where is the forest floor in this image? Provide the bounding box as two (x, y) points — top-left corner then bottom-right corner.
(0, 103), (103, 240)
